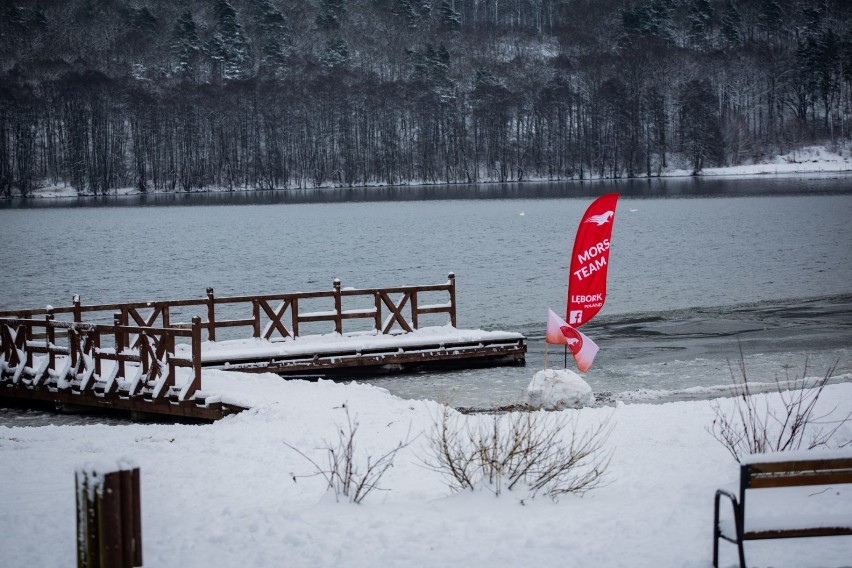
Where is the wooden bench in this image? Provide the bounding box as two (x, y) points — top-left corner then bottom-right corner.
(713, 454), (852, 568)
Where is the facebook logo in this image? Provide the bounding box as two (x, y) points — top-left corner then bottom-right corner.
(569, 311), (583, 325)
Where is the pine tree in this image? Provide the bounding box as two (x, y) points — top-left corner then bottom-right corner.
(251, 0), (290, 74)
(720, 0), (742, 46)
(438, 0), (461, 30)
(208, 0), (251, 80)
(316, 0), (346, 31)
(171, 11), (201, 77)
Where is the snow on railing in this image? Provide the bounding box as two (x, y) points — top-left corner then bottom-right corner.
(0, 274), (458, 343)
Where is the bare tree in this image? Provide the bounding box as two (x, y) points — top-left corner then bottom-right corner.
(709, 348), (852, 463)
(424, 406), (613, 500)
(285, 404), (413, 504)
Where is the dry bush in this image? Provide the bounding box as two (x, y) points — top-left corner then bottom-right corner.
(709, 351), (852, 463)
(423, 405), (613, 500)
(285, 404), (412, 504)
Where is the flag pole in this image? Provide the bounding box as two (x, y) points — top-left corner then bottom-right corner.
(544, 341), (549, 371)
(563, 345), (567, 369)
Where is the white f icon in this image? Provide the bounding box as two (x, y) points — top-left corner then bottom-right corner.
(569, 311), (583, 325)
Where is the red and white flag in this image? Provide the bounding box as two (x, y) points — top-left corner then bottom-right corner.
(546, 309), (599, 373)
(566, 193), (619, 327)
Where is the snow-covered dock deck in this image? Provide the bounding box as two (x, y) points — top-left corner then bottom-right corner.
(189, 326), (526, 376)
(0, 275), (526, 420)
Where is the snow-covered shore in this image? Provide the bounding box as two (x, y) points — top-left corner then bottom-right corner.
(2, 372), (850, 567)
(13, 144), (852, 199)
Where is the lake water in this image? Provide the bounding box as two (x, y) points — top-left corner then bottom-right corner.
(1, 175), (851, 417)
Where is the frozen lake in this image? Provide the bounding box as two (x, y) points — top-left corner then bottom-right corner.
(1, 175), (851, 412)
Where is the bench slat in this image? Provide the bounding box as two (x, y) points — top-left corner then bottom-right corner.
(744, 526), (852, 540)
(749, 458), (852, 474)
(749, 471), (852, 489)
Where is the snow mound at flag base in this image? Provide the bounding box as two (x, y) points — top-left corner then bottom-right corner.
(526, 369), (594, 410)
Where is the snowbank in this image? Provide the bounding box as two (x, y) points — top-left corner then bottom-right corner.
(1, 374), (851, 568)
(663, 144), (851, 178)
(526, 368), (594, 410)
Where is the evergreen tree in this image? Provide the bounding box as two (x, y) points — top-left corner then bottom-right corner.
(208, 0), (251, 80)
(687, 0), (713, 46)
(438, 0), (462, 30)
(251, 0), (290, 75)
(316, 0), (346, 31)
(720, 0), (742, 46)
(171, 11), (201, 78)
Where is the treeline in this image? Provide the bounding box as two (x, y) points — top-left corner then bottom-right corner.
(1, 0), (850, 196)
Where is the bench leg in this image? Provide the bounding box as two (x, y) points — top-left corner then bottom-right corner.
(713, 526), (720, 568)
(736, 539), (746, 568)
(714, 489), (747, 568)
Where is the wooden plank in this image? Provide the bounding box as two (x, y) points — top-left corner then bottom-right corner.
(298, 313), (339, 323)
(0, 387), (242, 421)
(744, 526), (852, 540)
(747, 458), (852, 489)
(416, 306), (453, 315)
(379, 291), (413, 333)
(259, 298), (291, 339)
(750, 458), (852, 474)
(749, 471), (852, 489)
(340, 310), (377, 319)
(212, 319), (256, 328)
(218, 341), (526, 375)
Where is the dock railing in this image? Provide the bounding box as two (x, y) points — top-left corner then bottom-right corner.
(0, 315), (203, 401)
(0, 273), (457, 343)
(0, 275), (458, 400)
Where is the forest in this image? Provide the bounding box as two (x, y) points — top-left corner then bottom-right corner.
(0, 0), (850, 196)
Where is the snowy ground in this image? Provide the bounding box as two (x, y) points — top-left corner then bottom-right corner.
(1, 372), (851, 568)
(17, 143), (852, 198)
(666, 144), (852, 178)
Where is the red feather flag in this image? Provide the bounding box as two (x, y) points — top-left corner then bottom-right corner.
(566, 193), (619, 327)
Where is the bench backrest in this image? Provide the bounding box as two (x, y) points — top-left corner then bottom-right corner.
(742, 457), (852, 493)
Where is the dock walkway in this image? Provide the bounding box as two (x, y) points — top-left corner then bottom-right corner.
(1, 275), (526, 420)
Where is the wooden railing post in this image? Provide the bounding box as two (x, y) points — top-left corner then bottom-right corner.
(0, 322), (8, 368)
(139, 333), (149, 379)
(410, 291), (419, 329)
(252, 300), (260, 338)
(76, 463), (142, 568)
(93, 328), (102, 378)
(69, 327), (78, 370)
(113, 313), (126, 384)
(373, 291), (382, 332)
(46, 312), (56, 372)
(333, 278), (343, 334)
(72, 294), (82, 323)
(448, 272), (457, 327)
(291, 297), (300, 338)
(188, 316), (202, 398)
(22, 313), (33, 369)
(206, 288), (216, 341)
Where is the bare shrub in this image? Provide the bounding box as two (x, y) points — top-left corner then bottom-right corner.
(423, 405), (613, 500)
(709, 351), (852, 463)
(285, 404), (412, 504)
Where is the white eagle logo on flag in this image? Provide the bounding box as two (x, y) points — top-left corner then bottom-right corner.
(585, 211), (614, 226)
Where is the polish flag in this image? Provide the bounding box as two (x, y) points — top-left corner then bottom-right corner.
(545, 308), (600, 373)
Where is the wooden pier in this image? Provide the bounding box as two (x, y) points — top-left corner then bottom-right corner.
(0, 274), (526, 420)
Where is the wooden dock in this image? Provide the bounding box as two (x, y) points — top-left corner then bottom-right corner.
(0, 274), (526, 420)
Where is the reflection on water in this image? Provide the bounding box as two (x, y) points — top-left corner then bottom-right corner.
(1, 174), (850, 209)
